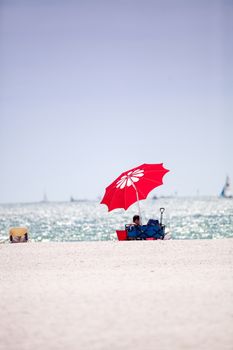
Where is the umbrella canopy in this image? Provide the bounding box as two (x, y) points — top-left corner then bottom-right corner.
(100, 163), (169, 212)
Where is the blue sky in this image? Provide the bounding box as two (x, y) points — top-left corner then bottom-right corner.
(0, 0), (232, 202)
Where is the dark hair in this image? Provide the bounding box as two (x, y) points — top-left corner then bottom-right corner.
(133, 215), (140, 223)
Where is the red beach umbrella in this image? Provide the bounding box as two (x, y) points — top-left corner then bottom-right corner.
(100, 163), (169, 213)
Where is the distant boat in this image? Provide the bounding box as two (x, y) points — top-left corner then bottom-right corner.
(70, 196), (88, 202)
(152, 195), (174, 199)
(220, 176), (233, 198)
(41, 192), (48, 203)
(152, 195), (158, 200)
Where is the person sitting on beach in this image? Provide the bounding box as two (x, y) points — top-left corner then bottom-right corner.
(126, 215), (143, 240)
(131, 215), (141, 226)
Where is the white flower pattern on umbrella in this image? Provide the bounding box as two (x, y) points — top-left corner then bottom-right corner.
(116, 169), (144, 189)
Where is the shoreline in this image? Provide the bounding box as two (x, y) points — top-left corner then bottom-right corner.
(1, 239), (233, 350)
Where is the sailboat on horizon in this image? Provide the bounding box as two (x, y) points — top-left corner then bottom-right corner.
(41, 192), (48, 203)
(220, 176), (233, 198)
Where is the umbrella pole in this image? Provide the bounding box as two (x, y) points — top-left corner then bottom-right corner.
(132, 183), (142, 224)
(136, 194), (142, 224)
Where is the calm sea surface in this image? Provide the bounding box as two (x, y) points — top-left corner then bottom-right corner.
(0, 197), (232, 242)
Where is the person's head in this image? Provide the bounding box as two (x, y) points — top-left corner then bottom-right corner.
(133, 215), (141, 225)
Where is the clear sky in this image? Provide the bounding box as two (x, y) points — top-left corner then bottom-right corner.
(0, 0), (232, 203)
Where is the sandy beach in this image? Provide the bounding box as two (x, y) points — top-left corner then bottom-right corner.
(0, 239), (233, 350)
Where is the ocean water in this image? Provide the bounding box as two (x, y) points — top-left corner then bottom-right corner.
(0, 197), (232, 242)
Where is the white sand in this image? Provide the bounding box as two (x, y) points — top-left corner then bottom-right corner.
(0, 240), (233, 350)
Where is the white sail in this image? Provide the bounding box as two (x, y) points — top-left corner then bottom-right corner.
(220, 176), (233, 198)
(42, 192), (48, 202)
